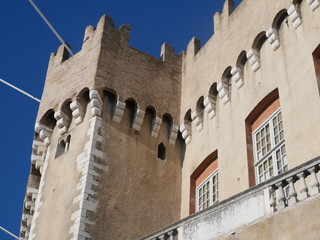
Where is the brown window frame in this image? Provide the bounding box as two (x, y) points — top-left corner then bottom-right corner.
(245, 88), (280, 187)
(190, 150), (218, 215)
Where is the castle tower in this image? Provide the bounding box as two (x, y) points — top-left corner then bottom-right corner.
(20, 15), (184, 240)
(20, 0), (320, 239)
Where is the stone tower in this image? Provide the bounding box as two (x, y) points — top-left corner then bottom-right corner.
(20, 15), (184, 240)
(20, 0), (320, 239)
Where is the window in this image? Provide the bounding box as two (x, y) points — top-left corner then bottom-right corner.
(55, 135), (71, 158)
(190, 150), (218, 214)
(245, 89), (288, 186)
(196, 170), (218, 211)
(253, 109), (287, 183)
(157, 143), (166, 160)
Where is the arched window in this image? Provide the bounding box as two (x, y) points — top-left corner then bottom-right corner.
(190, 150), (218, 214)
(245, 89), (287, 185)
(55, 135), (71, 158)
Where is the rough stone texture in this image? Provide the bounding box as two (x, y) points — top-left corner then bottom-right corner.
(89, 95), (183, 240)
(20, 0), (320, 239)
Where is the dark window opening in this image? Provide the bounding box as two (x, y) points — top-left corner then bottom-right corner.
(55, 135), (71, 158)
(158, 143), (166, 160)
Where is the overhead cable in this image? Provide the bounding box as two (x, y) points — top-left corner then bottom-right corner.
(0, 226), (20, 240)
(28, 0), (74, 56)
(0, 78), (41, 103)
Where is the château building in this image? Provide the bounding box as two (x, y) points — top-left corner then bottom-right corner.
(20, 0), (320, 239)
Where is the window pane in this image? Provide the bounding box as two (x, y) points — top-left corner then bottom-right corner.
(273, 117), (277, 126)
(256, 132), (260, 141)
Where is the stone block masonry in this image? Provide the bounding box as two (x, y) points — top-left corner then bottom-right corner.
(70, 90), (105, 240)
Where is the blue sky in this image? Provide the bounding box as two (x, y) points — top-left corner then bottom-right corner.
(0, 0), (241, 238)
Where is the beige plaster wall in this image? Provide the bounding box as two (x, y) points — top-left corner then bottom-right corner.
(32, 104), (92, 239)
(180, 0), (320, 217)
(218, 196), (320, 240)
(94, 16), (182, 121)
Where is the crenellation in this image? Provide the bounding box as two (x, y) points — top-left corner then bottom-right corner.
(222, 0), (235, 16)
(83, 25), (95, 43)
(160, 42), (176, 61)
(119, 24), (131, 45)
(50, 44), (70, 65)
(186, 37), (201, 57)
(97, 14), (116, 36)
(20, 1), (320, 239)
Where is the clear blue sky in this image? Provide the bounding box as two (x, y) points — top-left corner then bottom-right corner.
(0, 0), (241, 238)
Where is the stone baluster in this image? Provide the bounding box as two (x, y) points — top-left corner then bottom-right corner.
(191, 110), (203, 132)
(217, 82), (230, 104)
(203, 96), (216, 119)
(307, 0), (320, 11)
(275, 182), (286, 210)
(269, 186), (276, 212)
(287, 5), (302, 29)
(158, 235), (166, 240)
(169, 125), (179, 145)
(286, 177), (298, 205)
(246, 49), (261, 72)
(308, 167), (320, 195)
(297, 172), (309, 200)
(167, 231), (174, 240)
(231, 66), (244, 88)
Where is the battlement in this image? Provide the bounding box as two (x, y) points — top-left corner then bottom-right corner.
(38, 14), (182, 127)
(20, 0), (320, 239)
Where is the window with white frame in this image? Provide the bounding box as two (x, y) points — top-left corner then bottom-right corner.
(253, 108), (287, 184)
(196, 170), (218, 211)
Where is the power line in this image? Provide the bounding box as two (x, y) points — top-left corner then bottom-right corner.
(0, 78), (41, 103)
(28, 0), (74, 57)
(0, 226), (20, 240)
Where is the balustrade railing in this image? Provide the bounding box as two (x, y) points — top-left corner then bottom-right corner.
(269, 161), (320, 212)
(138, 156), (320, 240)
